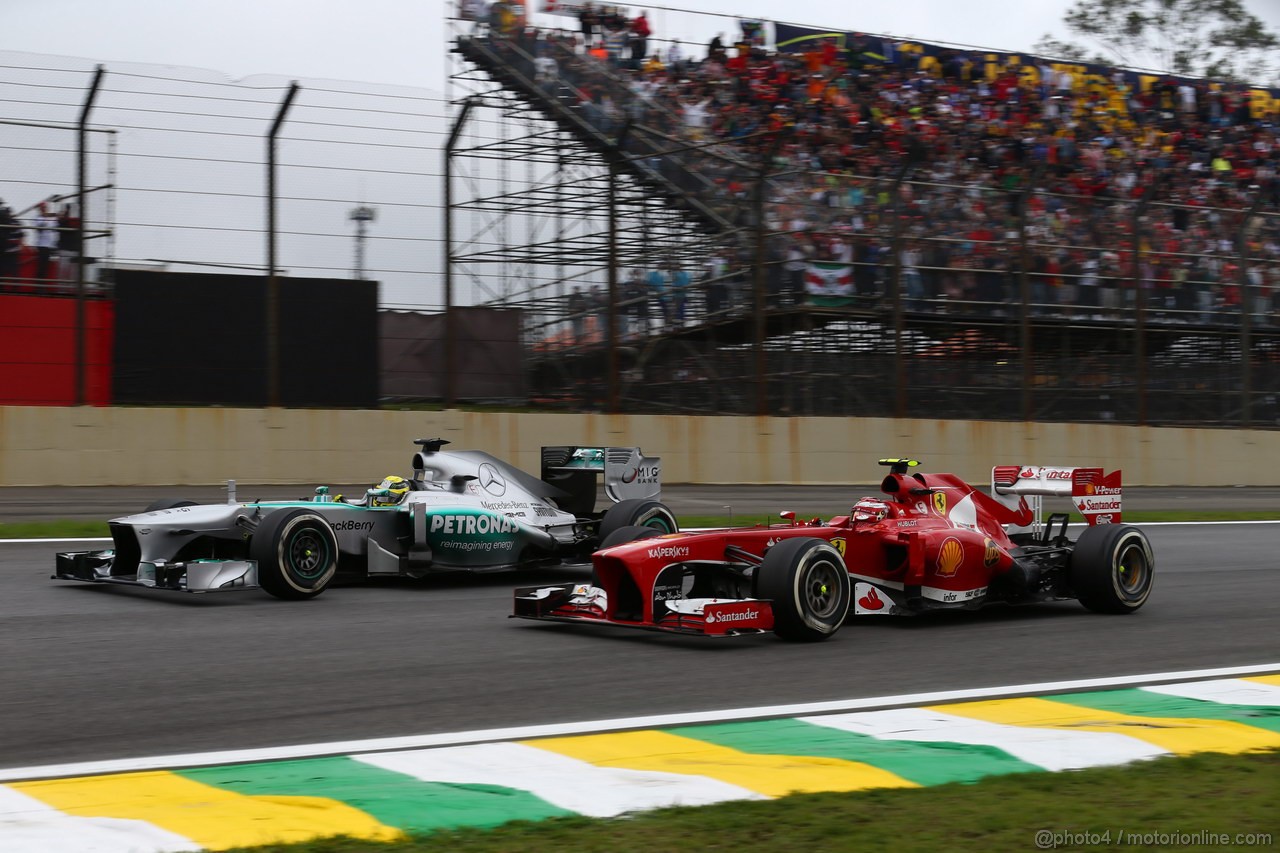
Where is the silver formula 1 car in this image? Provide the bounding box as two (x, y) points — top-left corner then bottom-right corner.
(54, 439), (677, 600)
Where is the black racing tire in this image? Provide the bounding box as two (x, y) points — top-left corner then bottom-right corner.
(598, 499), (679, 544)
(1070, 523), (1154, 614)
(144, 498), (197, 513)
(755, 537), (851, 642)
(600, 525), (666, 550)
(250, 509), (339, 601)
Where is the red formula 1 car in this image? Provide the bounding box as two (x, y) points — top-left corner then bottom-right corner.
(513, 459), (1154, 641)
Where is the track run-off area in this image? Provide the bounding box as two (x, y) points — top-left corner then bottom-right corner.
(0, 521), (1276, 850)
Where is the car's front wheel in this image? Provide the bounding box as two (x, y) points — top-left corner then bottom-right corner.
(250, 509), (339, 600)
(599, 525), (665, 550)
(755, 537), (850, 642)
(591, 525), (665, 587)
(144, 498), (197, 513)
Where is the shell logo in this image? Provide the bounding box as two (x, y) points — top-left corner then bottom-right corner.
(1084, 483), (1096, 495)
(936, 537), (963, 577)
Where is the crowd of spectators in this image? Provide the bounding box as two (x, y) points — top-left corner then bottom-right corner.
(0, 198), (83, 293)
(471, 12), (1280, 333)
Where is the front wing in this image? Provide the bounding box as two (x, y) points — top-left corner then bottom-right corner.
(54, 549), (260, 594)
(512, 582), (775, 637)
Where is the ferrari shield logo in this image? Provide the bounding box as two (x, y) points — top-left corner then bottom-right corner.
(932, 492), (947, 515)
(831, 538), (847, 557)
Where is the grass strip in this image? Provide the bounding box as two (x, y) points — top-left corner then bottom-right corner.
(2, 510), (1279, 541)
(221, 749), (1279, 853)
(0, 520), (114, 539)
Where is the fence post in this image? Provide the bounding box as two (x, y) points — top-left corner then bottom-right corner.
(604, 119), (635, 414)
(1018, 162), (1047, 422)
(75, 65), (104, 406)
(1130, 178), (1161, 425)
(753, 134), (783, 417)
(1238, 190), (1265, 427)
(443, 97), (476, 409)
(265, 82), (299, 408)
(890, 164), (909, 419)
(606, 158), (621, 413)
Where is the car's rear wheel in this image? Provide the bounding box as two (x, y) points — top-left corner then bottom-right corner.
(755, 537), (850, 642)
(1070, 523), (1154, 614)
(144, 498), (197, 513)
(250, 509), (339, 600)
(598, 499), (678, 543)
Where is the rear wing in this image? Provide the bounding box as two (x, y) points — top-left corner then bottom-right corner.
(541, 446), (661, 513)
(991, 465), (1122, 535)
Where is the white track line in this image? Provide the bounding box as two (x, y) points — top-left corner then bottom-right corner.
(0, 663), (1275, 783)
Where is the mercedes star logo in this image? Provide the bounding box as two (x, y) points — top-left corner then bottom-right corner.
(478, 463), (507, 496)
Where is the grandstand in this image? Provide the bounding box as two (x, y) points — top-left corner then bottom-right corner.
(445, 9), (1280, 427)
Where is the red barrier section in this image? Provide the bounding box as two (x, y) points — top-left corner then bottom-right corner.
(0, 294), (115, 405)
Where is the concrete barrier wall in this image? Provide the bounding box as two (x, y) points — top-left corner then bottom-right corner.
(1, 406), (1277, 487)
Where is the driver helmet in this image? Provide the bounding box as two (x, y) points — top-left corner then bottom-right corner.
(852, 498), (889, 523)
(371, 475), (410, 507)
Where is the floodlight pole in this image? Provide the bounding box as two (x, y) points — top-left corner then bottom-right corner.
(349, 206), (376, 280)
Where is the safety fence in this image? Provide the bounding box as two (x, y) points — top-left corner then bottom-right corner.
(3, 43), (1278, 426)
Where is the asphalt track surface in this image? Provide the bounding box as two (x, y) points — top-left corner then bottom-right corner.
(1, 512), (1276, 771)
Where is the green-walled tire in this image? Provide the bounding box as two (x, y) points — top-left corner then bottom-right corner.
(250, 509), (339, 600)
